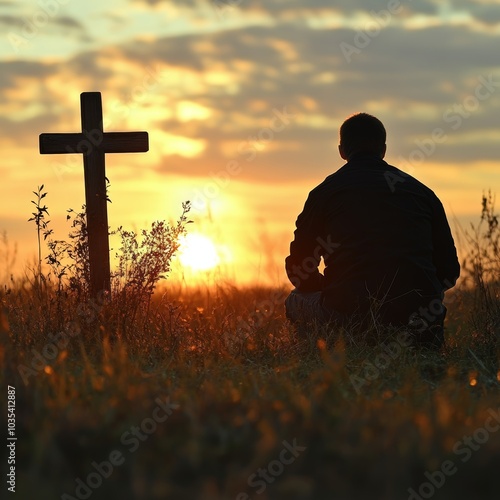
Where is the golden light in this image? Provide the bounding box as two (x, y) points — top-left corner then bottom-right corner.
(153, 130), (206, 158)
(178, 233), (220, 272)
(176, 100), (212, 122)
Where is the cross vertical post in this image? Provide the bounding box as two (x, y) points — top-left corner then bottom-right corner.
(81, 92), (109, 296)
(39, 91), (149, 298)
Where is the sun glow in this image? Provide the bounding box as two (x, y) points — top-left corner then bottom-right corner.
(178, 233), (220, 272)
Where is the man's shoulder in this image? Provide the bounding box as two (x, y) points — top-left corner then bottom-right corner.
(383, 161), (438, 198)
(311, 163), (350, 191)
(307, 159), (440, 203)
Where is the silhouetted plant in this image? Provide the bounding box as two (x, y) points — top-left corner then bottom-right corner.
(24, 184), (192, 340)
(463, 190), (500, 347)
(112, 201), (192, 327)
(28, 185), (52, 290)
(43, 206), (91, 300)
(64, 207), (91, 298)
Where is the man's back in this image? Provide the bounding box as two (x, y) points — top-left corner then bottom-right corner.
(285, 154), (460, 326)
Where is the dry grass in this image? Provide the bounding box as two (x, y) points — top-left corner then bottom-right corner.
(1, 193), (500, 500)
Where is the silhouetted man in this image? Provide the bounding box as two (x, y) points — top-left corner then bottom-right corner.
(285, 113), (460, 347)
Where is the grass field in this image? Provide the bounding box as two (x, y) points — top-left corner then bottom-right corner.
(1, 192), (500, 500)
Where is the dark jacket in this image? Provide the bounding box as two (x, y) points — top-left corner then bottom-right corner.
(285, 155), (460, 325)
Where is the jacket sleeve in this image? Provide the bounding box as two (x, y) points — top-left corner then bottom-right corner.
(431, 196), (460, 291)
(285, 191), (325, 292)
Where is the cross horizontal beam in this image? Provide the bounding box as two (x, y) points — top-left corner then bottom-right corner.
(39, 131), (149, 154)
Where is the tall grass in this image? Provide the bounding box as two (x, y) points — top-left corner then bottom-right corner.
(1, 191), (500, 499)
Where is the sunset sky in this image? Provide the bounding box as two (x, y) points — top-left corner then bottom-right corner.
(1, 0), (500, 286)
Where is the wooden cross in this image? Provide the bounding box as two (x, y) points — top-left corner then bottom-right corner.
(39, 92), (149, 297)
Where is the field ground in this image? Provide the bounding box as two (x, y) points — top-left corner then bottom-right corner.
(2, 280), (500, 500)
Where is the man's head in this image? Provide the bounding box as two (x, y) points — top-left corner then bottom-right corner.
(338, 113), (386, 161)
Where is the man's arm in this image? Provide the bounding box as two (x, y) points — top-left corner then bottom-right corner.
(431, 197), (460, 291)
(285, 192), (325, 292)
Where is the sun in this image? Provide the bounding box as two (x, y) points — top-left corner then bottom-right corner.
(178, 233), (220, 272)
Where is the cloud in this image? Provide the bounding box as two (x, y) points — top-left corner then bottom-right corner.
(130, 0), (439, 17)
(0, 60), (53, 93)
(2, 9), (500, 183)
(453, 0), (500, 25)
(233, 0), (438, 17)
(131, 0), (199, 5)
(53, 16), (85, 31)
(0, 0), (89, 43)
(0, 14), (24, 28)
(131, 24), (500, 131)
